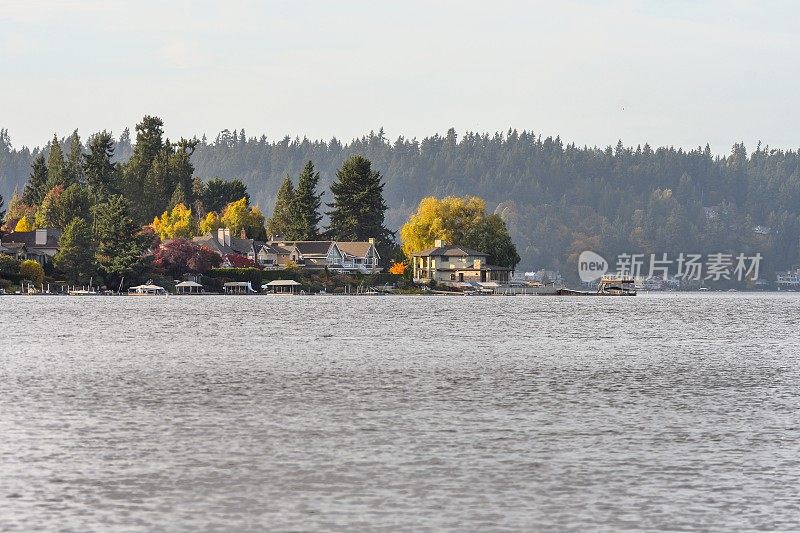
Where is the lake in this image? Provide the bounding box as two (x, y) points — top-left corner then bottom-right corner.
(1, 293), (799, 530)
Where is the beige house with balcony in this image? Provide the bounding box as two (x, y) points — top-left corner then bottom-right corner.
(412, 240), (513, 285)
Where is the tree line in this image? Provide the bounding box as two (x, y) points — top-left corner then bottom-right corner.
(0, 116), (397, 286)
(2, 124), (800, 277)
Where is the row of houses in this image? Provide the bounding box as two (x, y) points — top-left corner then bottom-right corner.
(0, 227), (383, 275)
(191, 228), (382, 273)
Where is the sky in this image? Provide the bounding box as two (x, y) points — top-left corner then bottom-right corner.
(1, 0), (798, 153)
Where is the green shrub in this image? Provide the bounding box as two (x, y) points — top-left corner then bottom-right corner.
(0, 255), (20, 276)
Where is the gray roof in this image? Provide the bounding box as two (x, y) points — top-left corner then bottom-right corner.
(2, 229), (61, 250)
(412, 244), (488, 258)
(255, 243), (288, 255)
(270, 240), (333, 256)
(193, 233), (254, 256)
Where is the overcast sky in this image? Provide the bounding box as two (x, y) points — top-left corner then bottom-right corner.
(1, 0), (798, 152)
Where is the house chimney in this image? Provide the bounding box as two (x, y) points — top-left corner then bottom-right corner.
(368, 237), (375, 245)
(473, 259), (482, 269)
(36, 229), (47, 246)
(217, 227), (231, 247)
(240, 228), (247, 239)
(434, 239), (444, 248)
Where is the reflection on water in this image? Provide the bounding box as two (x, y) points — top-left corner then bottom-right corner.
(1, 294), (799, 530)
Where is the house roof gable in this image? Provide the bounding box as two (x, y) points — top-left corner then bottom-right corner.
(412, 245), (488, 258)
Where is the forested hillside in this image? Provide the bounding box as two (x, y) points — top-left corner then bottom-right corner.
(3, 126), (799, 274)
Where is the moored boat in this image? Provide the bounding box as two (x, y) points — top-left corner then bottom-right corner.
(596, 275), (637, 296)
(128, 283), (168, 295)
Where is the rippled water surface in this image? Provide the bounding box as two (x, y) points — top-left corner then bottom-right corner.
(1, 293), (799, 531)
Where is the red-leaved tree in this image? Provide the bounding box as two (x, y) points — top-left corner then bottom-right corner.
(153, 239), (221, 278)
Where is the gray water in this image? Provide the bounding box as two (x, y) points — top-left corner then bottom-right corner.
(1, 293), (799, 531)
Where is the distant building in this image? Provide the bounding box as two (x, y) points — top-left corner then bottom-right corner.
(776, 268), (800, 290)
(411, 240), (513, 284)
(0, 229), (61, 265)
(752, 225), (771, 236)
(524, 269), (562, 284)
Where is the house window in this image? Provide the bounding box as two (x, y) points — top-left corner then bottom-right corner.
(450, 273), (456, 281)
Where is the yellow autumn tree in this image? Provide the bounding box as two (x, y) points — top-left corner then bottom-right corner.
(199, 211), (221, 235)
(220, 197), (265, 238)
(152, 203), (194, 240)
(399, 196), (486, 257)
(14, 216), (33, 232)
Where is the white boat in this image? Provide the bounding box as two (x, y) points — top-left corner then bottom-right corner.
(597, 275), (637, 296)
(68, 289), (99, 296)
(128, 283), (168, 296)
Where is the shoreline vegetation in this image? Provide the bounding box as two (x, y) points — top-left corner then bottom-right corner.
(0, 116), (524, 296)
(2, 124), (799, 283)
(1, 115), (798, 295)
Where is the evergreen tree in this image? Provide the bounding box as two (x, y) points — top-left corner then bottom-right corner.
(327, 155), (393, 252)
(0, 192), (5, 229)
(286, 161), (323, 240)
(84, 131), (116, 197)
(123, 116), (164, 222)
(201, 177), (249, 213)
(93, 195), (148, 286)
(53, 217), (96, 284)
(65, 130), (83, 186)
(35, 184), (91, 230)
(462, 214), (521, 268)
(267, 176), (294, 238)
(23, 153), (48, 205)
(169, 182), (188, 210)
(45, 134), (66, 190)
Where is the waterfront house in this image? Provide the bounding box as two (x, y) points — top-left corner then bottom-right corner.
(248, 243), (289, 269)
(411, 240), (513, 284)
(193, 228), (253, 258)
(0, 229), (61, 265)
(267, 239), (381, 273)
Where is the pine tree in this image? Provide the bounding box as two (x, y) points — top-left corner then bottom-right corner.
(45, 134), (66, 190)
(65, 130), (83, 186)
(286, 160), (323, 240)
(23, 153), (49, 205)
(327, 155), (393, 250)
(267, 176), (294, 238)
(93, 195), (147, 286)
(123, 116), (164, 222)
(84, 131), (116, 197)
(0, 192), (5, 228)
(53, 217), (96, 284)
(169, 182), (188, 210)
